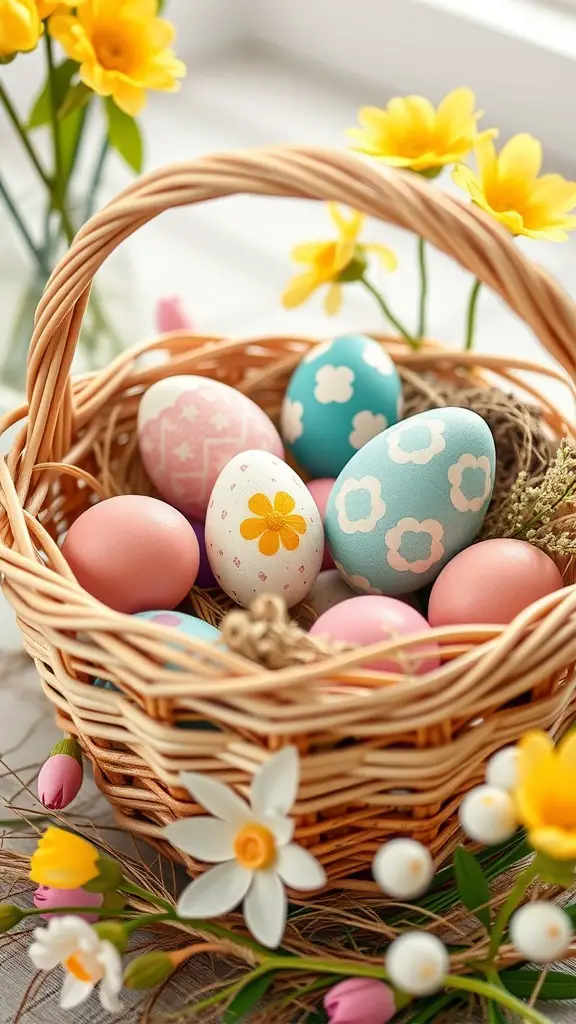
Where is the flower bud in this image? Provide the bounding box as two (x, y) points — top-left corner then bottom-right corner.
(372, 839), (434, 900)
(83, 855), (123, 894)
(123, 951), (174, 990)
(485, 746), (519, 792)
(324, 977), (397, 1024)
(155, 297), (193, 333)
(94, 921), (129, 953)
(0, 904), (24, 933)
(37, 738), (83, 810)
(33, 885), (102, 923)
(459, 785), (517, 846)
(385, 932), (449, 997)
(510, 902), (573, 962)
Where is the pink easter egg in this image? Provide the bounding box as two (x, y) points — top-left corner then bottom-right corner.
(62, 494), (199, 613)
(33, 885), (103, 923)
(307, 479), (336, 569)
(138, 376), (284, 518)
(428, 538), (564, 627)
(309, 595), (439, 673)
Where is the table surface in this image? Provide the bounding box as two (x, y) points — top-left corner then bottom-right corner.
(1, 45), (576, 1024)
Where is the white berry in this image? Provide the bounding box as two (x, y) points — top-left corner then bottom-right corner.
(510, 902), (573, 962)
(372, 839), (434, 900)
(486, 747), (520, 792)
(459, 785), (517, 845)
(386, 932), (449, 996)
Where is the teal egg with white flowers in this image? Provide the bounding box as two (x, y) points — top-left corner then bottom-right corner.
(325, 407), (496, 596)
(280, 334), (402, 478)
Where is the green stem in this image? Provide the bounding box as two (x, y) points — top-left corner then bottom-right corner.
(417, 236), (427, 338)
(44, 33), (75, 247)
(0, 83), (51, 188)
(85, 137), (110, 220)
(445, 974), (550, 1024)
(361, 276), (420, 350)
(465, 278), (482, 351)
(24, 906), (141, 920)
(120, 880), (173, 914)
(488, 861), (539, 961)
(0, 175), (50, 276)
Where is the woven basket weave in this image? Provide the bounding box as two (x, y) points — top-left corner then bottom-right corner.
(1, 146), (576, 895)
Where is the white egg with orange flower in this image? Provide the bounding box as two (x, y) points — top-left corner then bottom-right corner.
(205, 450), (324, 608)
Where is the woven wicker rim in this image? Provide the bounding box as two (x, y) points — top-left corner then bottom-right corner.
(1, 145), (576, 888)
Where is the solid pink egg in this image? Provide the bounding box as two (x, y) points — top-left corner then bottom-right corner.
(62, 494), (200, 614)
(309, 595), (440, 673)
(428, 538), (564, 627)
(307, 478), (336, 570)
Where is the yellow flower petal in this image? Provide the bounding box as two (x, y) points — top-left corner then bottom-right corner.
(498, 133), (542, 183)
(364, 243), (398, 272)
(282, 272), (319, 309)
(0, 0), (41, 56)
(248, 493), (274, 517)
(30, 827), (99, 889)
(274, 492), (295, 515)
(559, 730), (576, 764)
(240, 517), (267, 541)
(279, 526), (300, 551)
(259, 530), (280, 556)
(333, 237), (356, 272)
(528, 826), (576, 861)
(474, 135), (498, 193)
(291, 242), (331, 265)
(284, 514), (307, 535)
(323, 282), (343, 316)
(519, 731), (554, 771)
(529, 174), (576, 214)
(435, 87), (476, 142)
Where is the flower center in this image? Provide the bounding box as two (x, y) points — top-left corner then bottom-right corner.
(65, 954), (93, 983)
(234, 824), (276, 870)
(264, 512), (286, 533)
(93, 26), (140, 72)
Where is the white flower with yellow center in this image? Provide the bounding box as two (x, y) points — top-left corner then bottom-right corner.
(163, 747), (326, 948)
(28, 916), (122, 1012)
(510, 902), (573, 962)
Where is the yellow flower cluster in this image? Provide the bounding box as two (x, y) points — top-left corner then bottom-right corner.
(1, 0), (185, 115)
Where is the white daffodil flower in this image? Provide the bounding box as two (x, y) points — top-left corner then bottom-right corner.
(163, 747), (326, 949)
(28, 916), (122, 1013)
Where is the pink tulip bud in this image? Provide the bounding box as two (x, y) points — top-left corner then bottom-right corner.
(155, 297), (194, 333)
(37, 738), (83, 810)
(33, 885), (103, 924)
(324, 978), (397, 1024)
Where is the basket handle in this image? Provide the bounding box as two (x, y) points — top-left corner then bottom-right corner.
(20, 144), (576, 495)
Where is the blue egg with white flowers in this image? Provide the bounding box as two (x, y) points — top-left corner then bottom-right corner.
(280, 334), (402, 478)
(325, 407), (496, 596)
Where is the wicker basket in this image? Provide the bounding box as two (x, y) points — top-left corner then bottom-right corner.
(1, 146), (576, 896)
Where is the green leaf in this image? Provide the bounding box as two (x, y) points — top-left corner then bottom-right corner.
(58, 82), (92, 121)
(59, 105), (88, 187)
(453, 846), (492, 931)
(157, 0), (167, 10)
(502, 968), (576, 1001)
(407, 992), (464, 1022)
(105, 98), (143, 173)
(487, 1001), (507, 1023)
(28, 59), (77, 128)
(223, 973), (275, 1023)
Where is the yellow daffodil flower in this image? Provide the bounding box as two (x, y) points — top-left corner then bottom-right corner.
(515, 730), (576, 860)
(36, 0), (86, 19)
(0, 0), (41, 59)
(48, 0), (186, 116)
(347, 87), (496, 174)
(30, 827), (100, 889)
(453, 134), (576, 242)
(282, 203), (396, 315)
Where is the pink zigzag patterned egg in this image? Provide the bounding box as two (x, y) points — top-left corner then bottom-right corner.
(138, 376), (284, 519)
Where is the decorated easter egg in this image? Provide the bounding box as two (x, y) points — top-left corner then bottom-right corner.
(307, 478), (336, 569)
(326, 408), (496, 595)
(62, 495), (199, 613)
(310, 595), (439, 672)
(206, 450), (323, 608)
(94, 609), (224, 690)
(428, 538), (564, 626)
(189, 518), (218, 588)
(138, 375), (284, 518)
(306, 569), (356, 617)
(281, 334), (402, 478)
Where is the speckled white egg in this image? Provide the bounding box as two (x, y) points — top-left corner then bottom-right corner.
(138, 375), (284, 519)
(205, 450), (324, 608)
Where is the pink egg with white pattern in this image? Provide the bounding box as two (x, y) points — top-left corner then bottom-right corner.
(138, 376), (284, 519)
